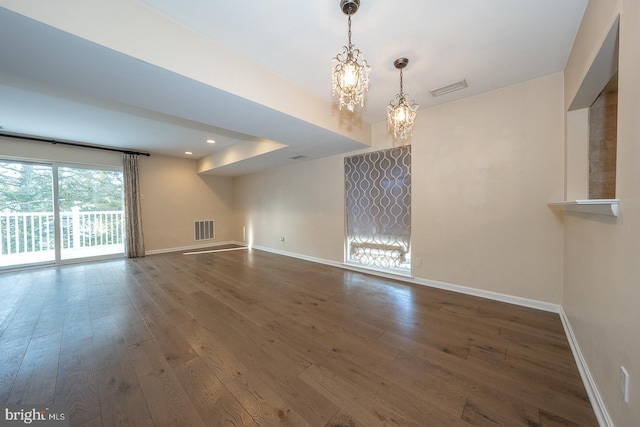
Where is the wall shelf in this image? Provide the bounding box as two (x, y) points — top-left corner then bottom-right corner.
(548, 199), (619, 217)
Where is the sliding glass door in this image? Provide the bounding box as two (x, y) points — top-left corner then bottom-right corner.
(0, 160), (124, 268)
(0, 161), (55, 267)
(58, 166), (125, 261)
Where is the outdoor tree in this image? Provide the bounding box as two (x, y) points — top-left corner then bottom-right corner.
(0, 162), (53, 212)
(0, 162), (123, 213)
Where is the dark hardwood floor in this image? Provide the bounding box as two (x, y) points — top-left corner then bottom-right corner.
(0, 248), (598, 426)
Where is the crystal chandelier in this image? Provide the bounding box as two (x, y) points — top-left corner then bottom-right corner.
(332, 0), (370, 112)
(388, 58), (418, 142)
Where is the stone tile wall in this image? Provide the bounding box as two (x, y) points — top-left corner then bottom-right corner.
(589, 83), (617, 199)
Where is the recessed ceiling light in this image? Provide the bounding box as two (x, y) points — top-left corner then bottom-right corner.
(206, 139), (216, 144)
(185, 151), (193, 155)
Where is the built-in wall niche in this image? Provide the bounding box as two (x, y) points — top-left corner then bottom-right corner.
(552, 17), (620, 217)
(589, 72), (617, 199)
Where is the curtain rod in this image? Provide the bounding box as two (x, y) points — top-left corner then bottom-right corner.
(0, 132), (151, 157)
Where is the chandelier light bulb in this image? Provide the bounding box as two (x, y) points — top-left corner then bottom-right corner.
(394, 105), (408, 122)
(341, 63), (358, 89)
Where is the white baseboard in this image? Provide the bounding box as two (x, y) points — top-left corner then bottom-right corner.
(251, 244), (561, 313)
(248, 244), (344, 268)
(411, 276), (562, 313)
(145, 240), (243, 255)
(559, 308), (614, 427)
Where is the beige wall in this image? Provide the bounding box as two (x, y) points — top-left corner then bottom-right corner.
(233, 155), (346, 262)
(233, 73), (565, 304)
(563, 0), (640, 425)
(410, 73), (565, 303)
(138, 154), (234, 252)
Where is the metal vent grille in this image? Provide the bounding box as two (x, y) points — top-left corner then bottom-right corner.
(194, 220), (215, 241)
(430, 79), (468, 97)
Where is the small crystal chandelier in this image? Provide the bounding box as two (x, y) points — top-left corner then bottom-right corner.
(332, 0), (370, 112)
(388, 58), (418, 142)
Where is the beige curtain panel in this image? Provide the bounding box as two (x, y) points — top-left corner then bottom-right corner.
(123, 153), (145, 258)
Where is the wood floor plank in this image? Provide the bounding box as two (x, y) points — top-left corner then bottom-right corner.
(226, 371), (316, 427)
(76, 415), (102, 427)
(133, 273), (194, 325)
(0, 250), (599, 426)
(54, 337), (100, 427)
(186, 292), (337, 425)
(7, 331), (62, 405)
(0, 336), (31, 404)
(0, 274), (34, 337)
(0, 289), (47, 343)
(264, 319), (467, 425)
(62, 305), (93, 345)
(299, 364), (421, 427)
(173, 356), (258, 427)
(31, 303), (67, 339)
(122, 279), (198, 368)
(187, 290), (313, 375)
(127, 339), (206, 427)
(176, 318), (249, 384)
(539, 409), (583, 426)
(96, 360), (153, 427)
(91, 315), (154, 427)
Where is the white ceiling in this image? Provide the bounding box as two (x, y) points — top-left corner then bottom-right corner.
(0, 1), (587, 175)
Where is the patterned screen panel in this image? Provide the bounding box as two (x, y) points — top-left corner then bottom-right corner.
(345, 146), (411, 272)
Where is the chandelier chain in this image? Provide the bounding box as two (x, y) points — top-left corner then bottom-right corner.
(347, 15), (352, 50)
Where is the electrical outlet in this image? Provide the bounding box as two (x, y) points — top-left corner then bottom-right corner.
(280, 236), (285, 243)
(621, 366), (630, 403)
(414, 257), (423, 267)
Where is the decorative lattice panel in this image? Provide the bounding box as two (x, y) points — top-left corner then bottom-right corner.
(345, 146), (411, 272)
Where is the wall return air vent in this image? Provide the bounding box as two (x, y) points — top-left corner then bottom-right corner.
(194, 220), (215, 241)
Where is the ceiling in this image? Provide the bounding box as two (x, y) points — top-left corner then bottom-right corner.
(0, 1), (587, 176)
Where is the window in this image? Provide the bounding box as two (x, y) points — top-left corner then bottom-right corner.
(0, 160), (124, 269)
(345, 146), (411, 273)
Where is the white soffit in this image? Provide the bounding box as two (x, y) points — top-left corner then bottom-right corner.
(569, 17), (620, 111)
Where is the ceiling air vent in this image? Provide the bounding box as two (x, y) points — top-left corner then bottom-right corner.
(430, 79), (468, 97)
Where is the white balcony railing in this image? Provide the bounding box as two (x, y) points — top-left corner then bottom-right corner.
(0, 207), (124, 266)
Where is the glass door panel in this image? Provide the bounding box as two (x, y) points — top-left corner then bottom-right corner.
(0, 161), (55, 268)
(58, 166), (125, 261)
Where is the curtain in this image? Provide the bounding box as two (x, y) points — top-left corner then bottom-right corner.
(123, 153), (145, 258)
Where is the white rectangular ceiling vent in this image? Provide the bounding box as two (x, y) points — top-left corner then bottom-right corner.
(194, 220), (215, 241)
(430, 79), (468, 97)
